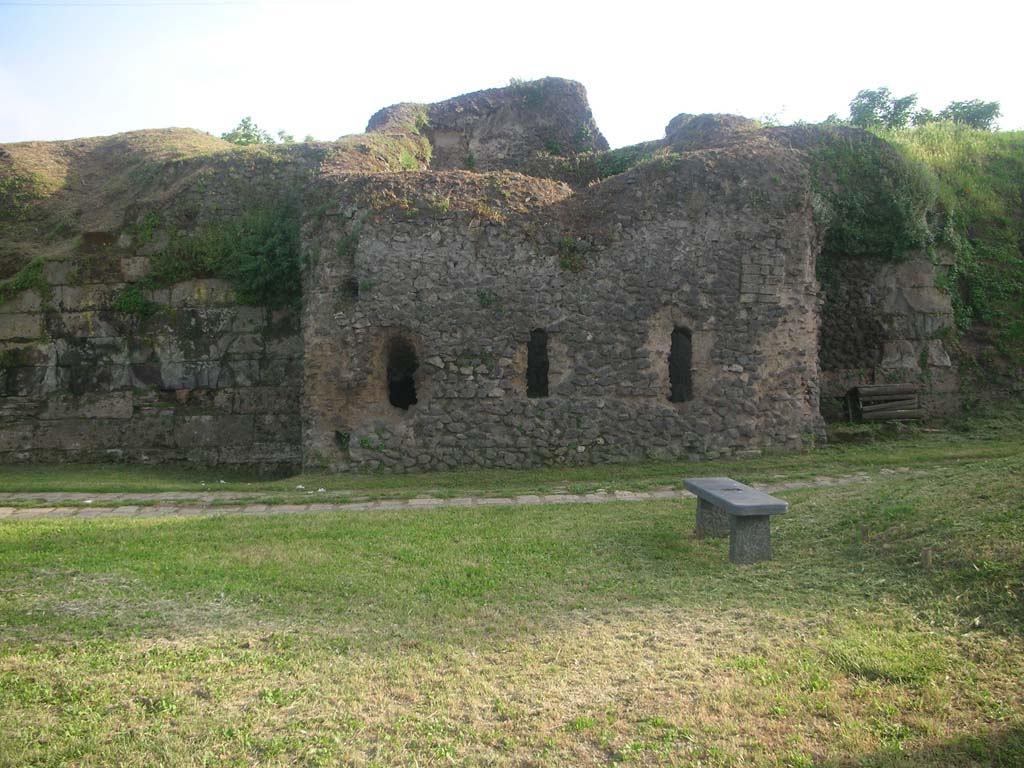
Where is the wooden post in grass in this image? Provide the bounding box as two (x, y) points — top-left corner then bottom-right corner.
(921, 547), (933, 571)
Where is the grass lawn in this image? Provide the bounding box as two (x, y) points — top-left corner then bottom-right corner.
(0, 410), (1022, 766)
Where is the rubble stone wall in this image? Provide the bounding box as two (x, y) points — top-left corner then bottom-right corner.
(301, 148), (825, 472)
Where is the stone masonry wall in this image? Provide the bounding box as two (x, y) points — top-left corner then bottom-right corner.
(0, 263), (302, 468)
(818, 254), (959, 420)
(301, 144), (825, 472)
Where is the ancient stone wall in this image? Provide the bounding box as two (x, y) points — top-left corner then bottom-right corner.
(2, 78), (968, 472)
(817, 254), (959, 419)
(300, 143), (825, 472)
(0, 266), (302, 468)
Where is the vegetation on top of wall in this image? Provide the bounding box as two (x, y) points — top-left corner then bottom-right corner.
(882, 123), (1024, 359)
(220, 116), (276, 146)
(809, 115), (1024, 366)
(0, 258), (50, 307)
(144, 199), (302, 308)
(523, 141), (664, 187)
(508, 77), (548, 108)
(808, 128), (938, 263)
(0, 171), (54, 222)
(328, 132), (433, 173)
(846, 87), (1002, 132)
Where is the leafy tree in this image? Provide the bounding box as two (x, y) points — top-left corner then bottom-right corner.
(938, 100), (1001, 130)
(912, 108), (937, 127)
(221, 117), (274, 146)
(848, 89), (1002, 132)
(276, 130), (295, 144)
(849, 88), (918, 130)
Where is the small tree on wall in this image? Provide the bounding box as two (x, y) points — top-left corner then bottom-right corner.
(221, 117), (275, 145)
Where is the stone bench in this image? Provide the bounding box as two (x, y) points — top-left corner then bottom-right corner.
(683, 477), (788, 564)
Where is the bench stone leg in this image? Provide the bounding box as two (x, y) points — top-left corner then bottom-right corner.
(695, 498), (729, 539)
(729, 515), (772, 564)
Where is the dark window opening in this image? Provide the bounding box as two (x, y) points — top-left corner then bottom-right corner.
(342, 277), (359, 298)
(334, 430), (350, 451)
(527, 329), (549, 398)
(668, 327), (693, 403)
(387, 337), (418, 410)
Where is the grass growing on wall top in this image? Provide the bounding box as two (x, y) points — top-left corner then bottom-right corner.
(810, 122), (1024, 366)
(881, 123), (1024, 356)
(809, 128), (938, 263)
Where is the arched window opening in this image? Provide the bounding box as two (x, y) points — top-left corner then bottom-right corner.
(387, 337), (418, 410)
(668, 327), (693, 403)
(527, 329), (549, 398)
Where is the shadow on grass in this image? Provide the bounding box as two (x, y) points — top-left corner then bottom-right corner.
(819, 724), (1024, 767)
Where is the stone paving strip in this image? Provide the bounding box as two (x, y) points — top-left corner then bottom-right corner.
(0, 470), (918, 522)
(0, 491), (279, 502)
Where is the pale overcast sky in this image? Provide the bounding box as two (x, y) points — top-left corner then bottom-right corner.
(1, 0), (1021, 147)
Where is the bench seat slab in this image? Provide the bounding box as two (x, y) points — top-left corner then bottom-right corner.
(684, 477), (788, 516)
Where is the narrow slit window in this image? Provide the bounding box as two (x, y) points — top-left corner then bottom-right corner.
(527, 329), (549, 398)
(668, 327), (693, 403)
(387, 337), (418, 410)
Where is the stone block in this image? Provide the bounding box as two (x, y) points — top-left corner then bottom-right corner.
(34, 419), (126, 451)
(255, 414), (301, 443)
(231, 306), (268, 333)
(158, 361), (222, 389)
(41, 391), (133, 420)
(42, 261), (76, 286)
(880, 340), (921, 372)
(123, 414), (176, 448)
(75, 363), (134, 394)
(0, 313), (42, 341)
(223, 334), (264, 358)
(58, 284), (118, 311)
(49, 311), (120, 338)
(0, 290), (42, 314)
(926, 340), (952, 368)
(233, 387), (300, 414)
(264, 333), (302, 358)
(219, 360), (260, 387)
(259, 356), (302, 386)
(0, 421), (35, 451)
(169, 279), (236, 308)
(1, 364), (52, 397)
(120, 256), (152, 282)
(174, 414), (254, 448)
(0, 396), (43, 419)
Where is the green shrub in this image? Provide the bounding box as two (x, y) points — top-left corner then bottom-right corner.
(0, 258), (50, 307)
(883, 124), (1024, 359)
(147, 200), (301, 308)
(557, 236), (586, 272)
(112, 285), (158, 318)
(810, 128), (937, 262)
